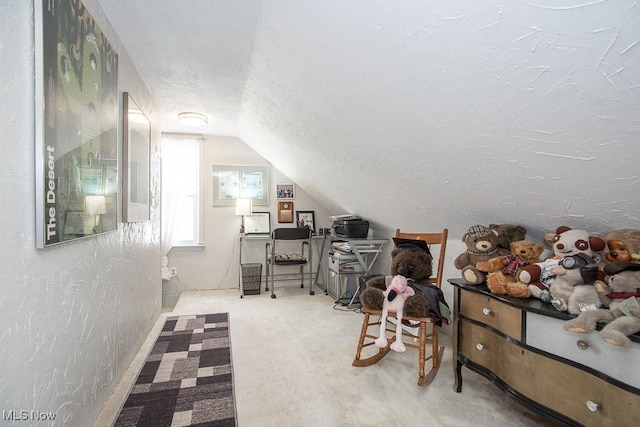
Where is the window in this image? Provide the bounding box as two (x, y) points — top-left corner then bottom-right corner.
(161, 135), (202, 248)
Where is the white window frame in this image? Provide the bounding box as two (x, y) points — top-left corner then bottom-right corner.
(161, 134), (203, 248)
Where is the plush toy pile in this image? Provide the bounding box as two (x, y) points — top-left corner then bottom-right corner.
(360, 224), (640, 349)
(455, 225), (640, 311)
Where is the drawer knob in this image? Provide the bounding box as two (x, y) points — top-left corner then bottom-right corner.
(586, 400), (599, 412)
(476, 343), (484, 351)
(577, 340), (589, 350)
(482, 308), (491, 316)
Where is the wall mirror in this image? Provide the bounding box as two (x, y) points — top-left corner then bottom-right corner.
(123, 92), (151, 222)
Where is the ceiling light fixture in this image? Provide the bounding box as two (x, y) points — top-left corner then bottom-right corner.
(178, 112), (208, 127)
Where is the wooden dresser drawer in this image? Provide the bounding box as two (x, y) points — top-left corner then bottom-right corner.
(461, 320), (640, 426)
(527, 312), (640, 390)
(459, 289), (522, 340)
(459, 319), (512, 374)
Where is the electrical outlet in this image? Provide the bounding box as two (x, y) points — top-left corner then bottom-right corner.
(170, 267), (178, 277)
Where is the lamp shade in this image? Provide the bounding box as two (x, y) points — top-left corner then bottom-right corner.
(235, 198), (253, 216)
(85, 195), (107, 215)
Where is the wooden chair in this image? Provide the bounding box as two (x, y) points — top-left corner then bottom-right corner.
(265, 227), (313, 299)
(352, 228), (448, 386)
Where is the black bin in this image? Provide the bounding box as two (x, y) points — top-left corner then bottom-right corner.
(242, 263), (262, 295)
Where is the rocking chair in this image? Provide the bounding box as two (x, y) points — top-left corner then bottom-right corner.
(352, 228), (448, 386)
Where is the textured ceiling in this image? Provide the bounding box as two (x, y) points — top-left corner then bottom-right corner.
(100, 0), (260, 135)
(100, 0), (640, 240)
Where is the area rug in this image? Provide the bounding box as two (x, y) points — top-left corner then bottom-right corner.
(115, 313), (236, 426)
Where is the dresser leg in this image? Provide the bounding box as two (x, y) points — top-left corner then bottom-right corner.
(453, 358), (463, 392)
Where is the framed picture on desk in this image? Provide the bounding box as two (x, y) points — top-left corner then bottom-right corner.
(296, 210), (316, 233)
(243, 212), (271, 234)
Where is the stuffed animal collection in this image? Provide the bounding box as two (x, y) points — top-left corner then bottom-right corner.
(360, 225), (640, 350)
(452, 225), (640, 347)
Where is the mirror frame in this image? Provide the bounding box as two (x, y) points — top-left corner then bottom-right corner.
(122, 92), (151, 222)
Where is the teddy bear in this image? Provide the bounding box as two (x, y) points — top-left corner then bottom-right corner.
(476, 240), (544, 298)
(454, 225), (511, 285)
(564, 261), (640, 346)
(362, 241), (432, 315)
(360, 239), (450, 325)
(599, 229), (640, 263)
(374, 275), (415, 352)
(546, 253), (601, 314)
(489, 224), (527, 250)
(604, 240), (634, 262)
(517, 226), (606, 301)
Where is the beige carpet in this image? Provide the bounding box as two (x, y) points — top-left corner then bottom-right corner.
(98, 286), (556, 426)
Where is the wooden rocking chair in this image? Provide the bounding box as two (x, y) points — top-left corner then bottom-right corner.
(352, 228), (448, 386)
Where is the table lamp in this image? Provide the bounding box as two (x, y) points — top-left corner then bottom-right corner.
(235, 198), (252, 234)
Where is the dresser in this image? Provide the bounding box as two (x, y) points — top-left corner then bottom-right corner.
(449, 279), (640, 427)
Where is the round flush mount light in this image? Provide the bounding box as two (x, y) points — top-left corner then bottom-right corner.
(178, 112), (208, 126)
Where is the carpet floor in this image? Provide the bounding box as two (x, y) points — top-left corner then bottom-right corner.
(97, 288), (557, 426)
(114, 313), (236, 427)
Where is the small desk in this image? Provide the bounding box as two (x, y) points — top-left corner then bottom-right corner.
(239, 233), (330, 296)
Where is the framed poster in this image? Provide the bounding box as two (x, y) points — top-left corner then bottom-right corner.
(123, 92), (150, 222)
(277, 201), (294, 223)
(242, 212), (271, 235)
(212, 165), (269, 205)
(35, 0), (119, 248)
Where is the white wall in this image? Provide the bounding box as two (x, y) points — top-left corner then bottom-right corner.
(164, 135), (334, 305)
(0, 1), (162, 425)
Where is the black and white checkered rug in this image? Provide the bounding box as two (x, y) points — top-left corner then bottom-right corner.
(115, 313), (236, 426)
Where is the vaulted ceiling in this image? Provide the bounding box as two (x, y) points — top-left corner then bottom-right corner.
(100, 0), (640, 240)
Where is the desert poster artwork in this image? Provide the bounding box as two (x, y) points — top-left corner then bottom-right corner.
(36, 0), (119, 248)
